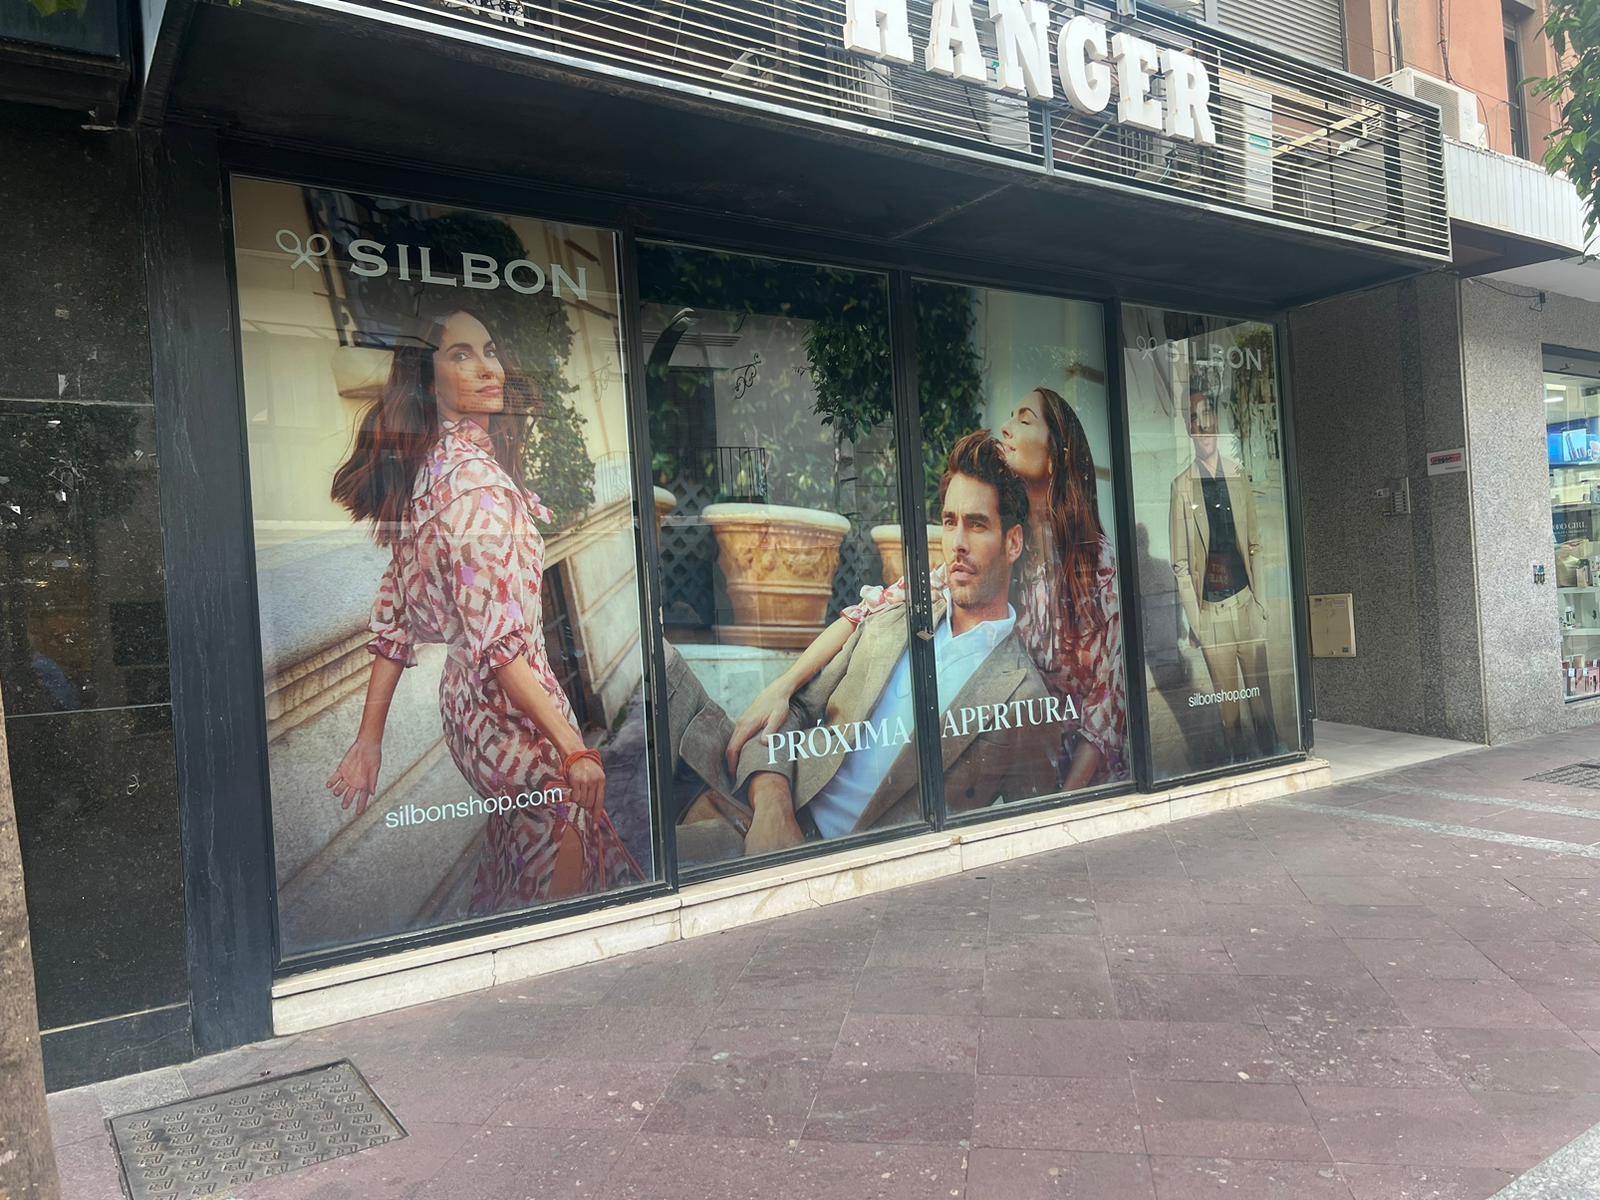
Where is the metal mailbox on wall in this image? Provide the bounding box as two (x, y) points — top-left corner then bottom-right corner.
(1309, 593), (1357, 658)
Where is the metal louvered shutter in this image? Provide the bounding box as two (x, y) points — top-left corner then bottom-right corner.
(1215, 0), (1346, 69)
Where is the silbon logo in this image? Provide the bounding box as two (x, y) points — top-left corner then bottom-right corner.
(274, 229), (588, 299)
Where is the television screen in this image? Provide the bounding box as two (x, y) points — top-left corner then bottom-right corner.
(1549, 418), (1600, 466)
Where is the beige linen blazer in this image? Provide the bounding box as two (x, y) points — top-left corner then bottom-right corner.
(733, 596), (1058, 833)
(1168, 456), (1261, 637)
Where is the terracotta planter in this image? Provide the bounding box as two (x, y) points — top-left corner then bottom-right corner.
(870, 524), (947, 586)
(653, 487), (677, 537)
(702, 503), (850, 650)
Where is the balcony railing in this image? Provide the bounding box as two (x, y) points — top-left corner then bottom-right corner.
(316, 0), (1451, 260)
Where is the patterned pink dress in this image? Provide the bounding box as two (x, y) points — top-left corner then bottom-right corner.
(367, 418), (641, 913)
(845, 533), (1127, 784)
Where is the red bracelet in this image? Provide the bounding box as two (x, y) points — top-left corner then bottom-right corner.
(563, 747), (603, 775)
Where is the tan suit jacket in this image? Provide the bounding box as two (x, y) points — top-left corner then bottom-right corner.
(1168, 457), (1260, 639)
(732, 596), (1058, 833)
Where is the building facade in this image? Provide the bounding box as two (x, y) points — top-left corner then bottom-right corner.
(0, 0), (1582, 1090)
(1290, 0), (1600, 743)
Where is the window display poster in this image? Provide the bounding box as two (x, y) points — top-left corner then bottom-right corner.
(231, 177), (654, 957)
(1122, 305), (1301, 780)
(912, 281), (1131, 802)
(638, 244), (930, 869)
(641, 249), (1135, 875)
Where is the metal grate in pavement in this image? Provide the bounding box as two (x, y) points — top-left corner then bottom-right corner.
(109, 1061), (404, 1200)
(1527, 762), (1600, 791)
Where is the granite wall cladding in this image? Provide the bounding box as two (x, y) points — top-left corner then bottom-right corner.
(0, 103), (192, 1088)
(1459, 280), (1600, 742)
(1289, 274), (1487, 742)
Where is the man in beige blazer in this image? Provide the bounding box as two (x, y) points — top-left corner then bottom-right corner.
(1168, 388), (1278, 759)
(665, 433), (1058, 861)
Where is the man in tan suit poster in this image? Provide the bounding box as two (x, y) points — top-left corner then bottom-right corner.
(664, 432), (1058, 862)
(1169, 388), (1279, 761)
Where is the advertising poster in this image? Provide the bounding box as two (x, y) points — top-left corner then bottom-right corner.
(639, 247), (1128, 872)
(1122, 305), (1301, 780)
(231, 178), (654, 956)
(917, 281), (1130, 805)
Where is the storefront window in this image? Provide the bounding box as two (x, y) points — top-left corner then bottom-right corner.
(638, 244), (928, 868)
(231, 178), (656, 957)
(1122, 306), (1302, 780)
(910, 281), (1130, 810)
(1544, 350), (1600, 701)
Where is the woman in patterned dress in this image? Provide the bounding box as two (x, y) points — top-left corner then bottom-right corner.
(326, 307), (641, 911)
(724, 387), (1127, 793)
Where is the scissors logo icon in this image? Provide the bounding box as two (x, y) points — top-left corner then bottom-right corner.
(276, 229), (330, 271)
(1134, 335), (1162, 360)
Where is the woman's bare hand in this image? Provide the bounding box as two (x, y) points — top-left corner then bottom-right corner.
(567, 756), (606, 815)
(726, 680), (795, 776)
(327, 737), (382, 817)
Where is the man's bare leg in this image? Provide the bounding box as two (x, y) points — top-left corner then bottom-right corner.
(744, 772), (805, 856)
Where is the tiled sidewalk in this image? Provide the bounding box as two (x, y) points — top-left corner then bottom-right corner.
(49, 724), (1600, 1199)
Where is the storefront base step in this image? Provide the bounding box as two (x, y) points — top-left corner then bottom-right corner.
(271, 756), (1331, 1036)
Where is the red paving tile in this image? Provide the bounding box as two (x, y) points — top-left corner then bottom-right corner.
(1120, 1021), (1288, 1083)
(973, 1074), (1144, 1152)
(1133, 1078), (1328, 1160)
(1268, 1025), (1458, 1089)
(976, 1017), (1135, 1078)
(804, 1069), (976, 1145)
(1299, 1084), (1521, 1169)
(642, 1062), (824, 1139)
(1149, 1157), (1354, 1199)
(1335, 1162), (1515, 1200)
(967, 1148), (1156, 1199)
(830, 1013), (979, 1074)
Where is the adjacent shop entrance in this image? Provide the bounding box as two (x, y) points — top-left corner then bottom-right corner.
(1544, 346), (1600, 702)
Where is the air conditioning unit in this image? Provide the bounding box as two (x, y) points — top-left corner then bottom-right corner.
(1218, 78), (1274, 208)
(983, 57), (1032, 155)
(1379, 68), (1488, 148)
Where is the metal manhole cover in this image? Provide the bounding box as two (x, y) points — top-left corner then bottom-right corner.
(109, 1060), (404, 1200)
(1527, 762), (1600, 790)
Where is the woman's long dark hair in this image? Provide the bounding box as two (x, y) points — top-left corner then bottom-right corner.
(1033, 387), (1108, 634)
(331, 307), (535, 546)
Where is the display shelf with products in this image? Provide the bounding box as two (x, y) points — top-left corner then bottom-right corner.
(1546, 354), (1600, 702)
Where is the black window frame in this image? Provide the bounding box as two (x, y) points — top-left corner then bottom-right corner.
(1505, 8), (1532, 161)
(1115, 301), (1315, 790)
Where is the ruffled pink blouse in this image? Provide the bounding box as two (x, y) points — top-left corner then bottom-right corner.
(366, 419), (555, 680)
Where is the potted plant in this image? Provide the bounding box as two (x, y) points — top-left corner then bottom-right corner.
(700, 502), (851, 648)
(870, 523), (948, 586)
(639, 253), (982, 643)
